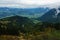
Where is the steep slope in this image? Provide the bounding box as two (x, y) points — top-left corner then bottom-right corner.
(57, 13), (60, 22)
(37, 8), (60, 23)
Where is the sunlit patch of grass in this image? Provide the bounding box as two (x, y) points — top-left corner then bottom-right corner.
(0, 35), (19, 40)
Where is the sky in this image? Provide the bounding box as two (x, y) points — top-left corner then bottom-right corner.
(0, 0), (60, 8)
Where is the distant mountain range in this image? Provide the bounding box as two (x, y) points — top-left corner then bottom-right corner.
(38, 7), (60, 23)
(1, 7), (60, 23)
(0, 7), (49, 18)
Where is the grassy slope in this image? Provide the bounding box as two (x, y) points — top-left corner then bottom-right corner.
(0, 30), (60, 40)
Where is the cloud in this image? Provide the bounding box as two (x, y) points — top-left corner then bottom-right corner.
(0, 0), (60, 8)
(19, 0), (60, 5)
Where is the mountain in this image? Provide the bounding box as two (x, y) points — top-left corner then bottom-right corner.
(0, 7), (49, 18)
(0, 15), (34, 35)
(0, 15), (34, 26)
(37, 8), (60, 23)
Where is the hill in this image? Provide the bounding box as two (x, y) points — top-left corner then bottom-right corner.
(0, 15), (34, 35)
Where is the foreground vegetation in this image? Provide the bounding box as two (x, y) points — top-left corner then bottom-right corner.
(0, 29), (60, 40)
(0, 16), (60, 40)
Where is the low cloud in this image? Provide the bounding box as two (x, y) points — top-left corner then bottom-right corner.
(0, 0), (60, 8)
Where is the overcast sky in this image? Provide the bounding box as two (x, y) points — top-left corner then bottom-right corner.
(0, 0), (60, 8)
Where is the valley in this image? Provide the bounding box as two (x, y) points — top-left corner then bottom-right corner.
(0, 7), (60, 40)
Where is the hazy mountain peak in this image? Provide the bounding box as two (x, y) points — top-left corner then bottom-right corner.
(38, 7), (60, 23)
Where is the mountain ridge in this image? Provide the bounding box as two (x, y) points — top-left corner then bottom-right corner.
(37, 8), (60, 23)
(0, 7), (49, 18)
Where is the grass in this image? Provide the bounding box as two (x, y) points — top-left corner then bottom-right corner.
(0, 35), (19, 40)
(0, 29), (60, 40)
